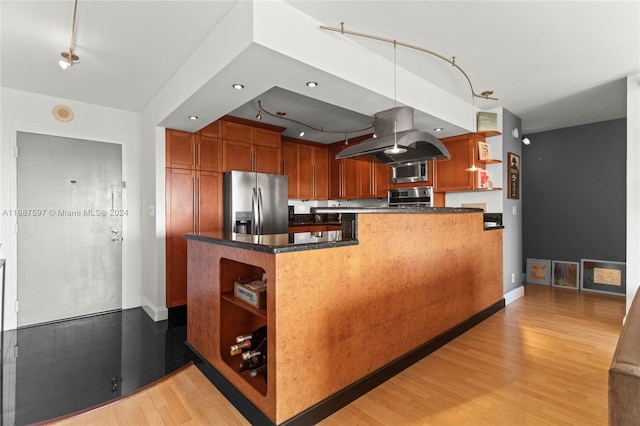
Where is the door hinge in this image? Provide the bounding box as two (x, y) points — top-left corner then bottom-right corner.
(14, 146), (18, 158)
(15, 300), (19, 312)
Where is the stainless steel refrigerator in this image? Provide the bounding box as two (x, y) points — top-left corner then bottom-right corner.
(223, 171), (289, 235)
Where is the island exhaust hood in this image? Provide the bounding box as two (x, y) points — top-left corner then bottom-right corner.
(335, 106), (450, 165)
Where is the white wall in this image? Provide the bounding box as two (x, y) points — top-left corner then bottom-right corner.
(627, 73), (640, 312)
(444, 107), (524, 303)
(0, 88), (142, 330)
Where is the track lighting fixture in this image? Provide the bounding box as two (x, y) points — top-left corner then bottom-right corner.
(59, 0), (80, 69)
(256, 100), (373, 138)
(320, 22), (498, 101)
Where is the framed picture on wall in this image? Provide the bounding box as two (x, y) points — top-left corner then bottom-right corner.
(580, 259), (626, 296)
(526, 258), (551, 285)
(508, 152), (520, 199)
(551, 261), (579, 290)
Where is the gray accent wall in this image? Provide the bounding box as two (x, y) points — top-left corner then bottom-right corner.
(522, 118), (626, 266)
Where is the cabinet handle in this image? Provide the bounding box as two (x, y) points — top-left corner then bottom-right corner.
(197, 144), (201, 167)
(312, 165), (316, 198)
(198, 177), (202, 232)
(252, 151), (256, 171)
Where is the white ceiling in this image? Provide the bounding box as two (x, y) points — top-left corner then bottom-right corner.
(2, 1), (638, 143)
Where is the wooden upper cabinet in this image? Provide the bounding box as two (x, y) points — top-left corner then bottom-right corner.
(329, 145), (360, 199)
(223, 139), (253, 172)
(224, 121), (254, 142)
(296, 144), (328, 200)
(313, 148), (329, 200)
(167, 128), (222, 172)
(197, 134), (222, 172)
(330, 143), (387, 200)
(281, 141), (298, 198)
(254, 143), (281, 174)
(434, 133), (488, 192)
(221, 121), (282, 174)
(166, 129), (195, 169)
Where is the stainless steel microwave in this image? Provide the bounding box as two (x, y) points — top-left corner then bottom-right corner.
(391, 161), (428, 184)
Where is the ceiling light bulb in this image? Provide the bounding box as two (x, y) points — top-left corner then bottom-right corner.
(306, 81), (318, 88)
(434, 127), (443, 132)
(522, 137), (531, 145)
(232, 83), (244, 90)
(299, 130), (305, 137)
(188, 115), (198, 120)
(59, 59), (71, 70)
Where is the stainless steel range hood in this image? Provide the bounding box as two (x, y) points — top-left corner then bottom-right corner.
(335, 106), (451, 165)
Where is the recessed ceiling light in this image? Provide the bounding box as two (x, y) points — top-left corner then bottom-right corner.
(434, 127), (443, 132)
(189, 115), (198, 120)
(306, 81), (318, 88)
(232, 83), (244, 90)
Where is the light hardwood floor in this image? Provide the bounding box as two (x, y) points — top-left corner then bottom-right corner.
(46, 284), (625, 426)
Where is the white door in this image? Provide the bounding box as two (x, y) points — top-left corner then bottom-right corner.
(16, 132), (123, 327)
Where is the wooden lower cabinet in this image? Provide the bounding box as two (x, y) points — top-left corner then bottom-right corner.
(166, 168), (221, 307)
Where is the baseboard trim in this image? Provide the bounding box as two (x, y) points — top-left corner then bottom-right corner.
(187, 299), (505, 425)
(504, 285), (525, 305)
(141, 297), (168, 322)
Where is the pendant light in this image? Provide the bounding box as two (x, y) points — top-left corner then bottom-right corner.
(465, 91), (482, 172)
(465, 148), (480, 172)
(383, 41), (406, 155)
(59, 0), (80, 69)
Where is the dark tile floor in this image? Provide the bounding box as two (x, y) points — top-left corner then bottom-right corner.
(1, 307), (189, 426)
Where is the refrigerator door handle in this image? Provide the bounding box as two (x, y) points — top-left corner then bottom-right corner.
(257, 187), (264, 234)
(251, 187), (259, 234)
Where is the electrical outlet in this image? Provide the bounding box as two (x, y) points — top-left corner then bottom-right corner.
(512, 272), (515, 283)
(148, 205), (155, 217)
(512, 205), (518, 215)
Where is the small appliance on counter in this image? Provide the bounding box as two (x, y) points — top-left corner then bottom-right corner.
(388, 186), (433, 207)
(483, 212), (503, 229)
(223, 171), (288, 235)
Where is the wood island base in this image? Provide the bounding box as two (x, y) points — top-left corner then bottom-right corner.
(186, 209), (504, 425)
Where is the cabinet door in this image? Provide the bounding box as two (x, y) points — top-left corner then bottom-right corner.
(281, 141), (298, 198)
(297, 144), (314, 199)
(434, 135), (475, 192)
(166, 168), (195, 308)
(166, 130), (194, 169)
(314, 147), (329, 200)
(329, 146), (343, 199)
(254, 144), (281, 174)
(358, 159), (373, 198)
(197, 171), (222, 233)
(254, 128), (280, 148)
(223, 139), (253, 172)
(224, 121), (254, 142)
(197, 135), (222, 172)
(373, 160), (391, 198)
(341, 158), (360, 199)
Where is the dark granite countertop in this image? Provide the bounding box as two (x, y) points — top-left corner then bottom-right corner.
(185, 231), (358, 253)
(311, 206), (484, 214)
(289, 221), (342, 227)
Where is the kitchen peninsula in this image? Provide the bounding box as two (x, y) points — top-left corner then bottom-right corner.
(185, 207), (503, 425)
